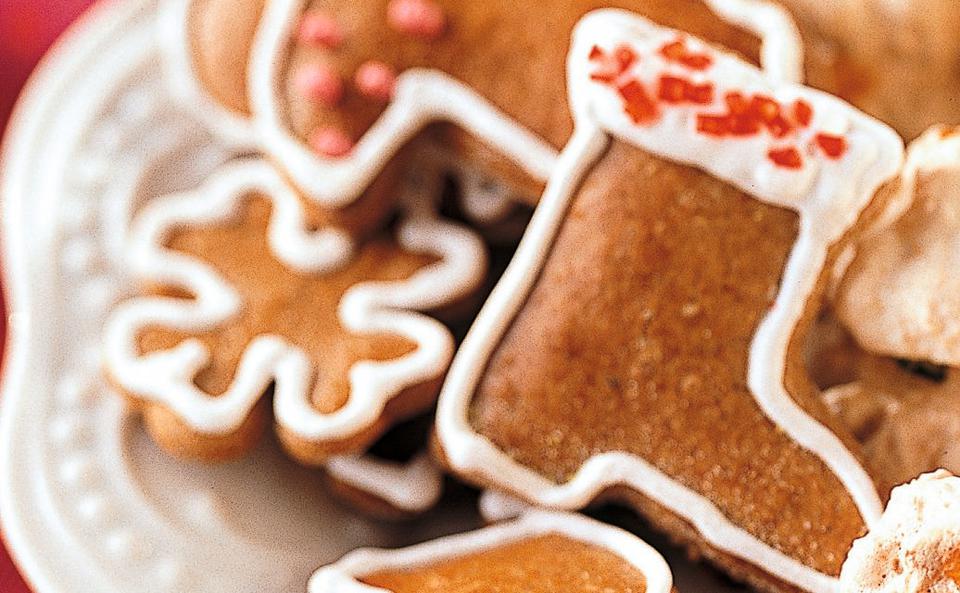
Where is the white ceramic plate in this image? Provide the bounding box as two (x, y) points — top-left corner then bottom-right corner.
(0, 1), (746, 591)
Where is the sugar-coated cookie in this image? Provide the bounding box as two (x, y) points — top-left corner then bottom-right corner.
(162, 0), (804, 232)
(771, 0), (960, 140)
(839, 470), (960, 593)
(309, 510), (674, 593)
(436, 10), (903, 593)
(103, 158), (486, 464)
(836, 127), (960, 367)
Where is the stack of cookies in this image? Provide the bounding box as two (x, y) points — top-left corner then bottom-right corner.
(101, 0), (960, 592)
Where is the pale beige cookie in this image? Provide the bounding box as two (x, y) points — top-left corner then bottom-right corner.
(836, 127), (960, 367)
(840, 471), (960, 593)
(824, 355), (960, 493)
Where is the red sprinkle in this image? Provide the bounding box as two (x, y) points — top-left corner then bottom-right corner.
(387, 0), (446, 39)
(697, 114), (730, 137)
(309, 127), (354, 157)
(659, 37), (713, 70)
(658, 75), (688, 103)
(766, 115), (793, 138)
(619, 80), (659, 124)
(589, 44), (638, 84)
(298, 12), (344, 48)
(725, 92), (750, 115)
(815, 133), (847, 158)
(793, 100), (813, 127)
(768, 147), (803, 169)
(355, 61), (397, 101)
(658, 76), (713, 105)
(685, 81), (714, 104)
(294, 64), (344, 106)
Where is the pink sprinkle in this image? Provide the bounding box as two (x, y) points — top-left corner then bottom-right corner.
(294, 64), (344, 106)
(355, 61), (397, 101)
(387, 0), (446, 39)
(298, 12), (344, 48)
(309, 127), (354, 157)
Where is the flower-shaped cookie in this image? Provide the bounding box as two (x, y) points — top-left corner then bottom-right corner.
(104, 158), (486, 464)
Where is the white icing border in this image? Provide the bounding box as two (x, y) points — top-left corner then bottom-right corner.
(158, 0), (259, 149)
(437, 10), (903, 593)
(703, 0), (804, 84)
(103, 158), (486, 442)
(308, 510), (673, 593)
(326, 452), (443, 513)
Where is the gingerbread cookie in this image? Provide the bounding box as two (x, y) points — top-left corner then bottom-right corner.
(103, 158), (486, 464)
(436, 11), (903, 593)
(839, 470), (960, 593)
(162, 0), (802, 226)
(771, 0), (960, 140)
(309, 510), (674, 593)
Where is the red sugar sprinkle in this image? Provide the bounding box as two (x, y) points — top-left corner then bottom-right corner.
(697, 114), (730, 137)
(298, 12), (344, 48)
(309, 127), (354, 157)
(659, 37), (713, 70)
(619, 80), (659, 124)
(658, 75), (687, 103)
(589, 44), (639, 84)
(294, 64), (344, 106)
(766, 115), (793, 138)
(658, 76), (714, 105)
(768, 147), (803, 169)
(793, 100), (813, 127)
(355, 61), (397, 101)
(685, 81), (714, 104)
(725, 92), (750, 115)
(815, 133), (847, 158)
(387, 0), (446, 39)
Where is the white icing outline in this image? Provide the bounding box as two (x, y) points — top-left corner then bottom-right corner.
(326, 452), (443, 513)
(437, 10), (903, 593)
(158, 0), (259, 149)
(103, 158), (487, 443)
(242, 0), (802, 210)
(308, 510), (673, 593)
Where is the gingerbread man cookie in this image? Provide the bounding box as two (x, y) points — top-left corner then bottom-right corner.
(436, 11), (903, 593)
(839, 471), (960, 593)
(309, 510), (674, 593)
(103, 158), (486, 465)
(161, 0), (802, 232)
(771, 0), (960, 140)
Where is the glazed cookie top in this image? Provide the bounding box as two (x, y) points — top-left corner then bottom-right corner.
(840, 471), (960, 593)
(309, 511), (673, 593)
(836, 127), (960, 367)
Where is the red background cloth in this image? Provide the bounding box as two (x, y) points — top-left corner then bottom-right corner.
(1, 1), (97, 590)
